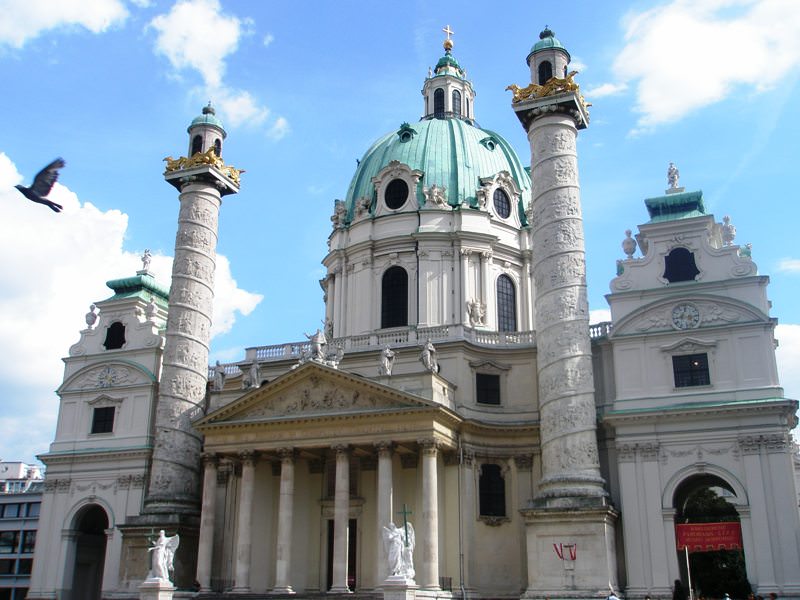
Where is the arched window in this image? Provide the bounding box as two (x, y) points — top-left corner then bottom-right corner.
(433, 88), (445, 118)
(466, 97), (470, 118)
(497, 275), (517, 332)
(663, 247), (700, 283)
(213, 138), (222, 156)
(493, 188), (511, 219)
(381, 266), (408, 328)
(191, 135), (203, 155)
(384, 179), (409, 209)
(452, 90), (462, 118)
(538, 60), (553, 85)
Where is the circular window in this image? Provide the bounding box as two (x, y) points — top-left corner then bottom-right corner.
(385, 179), (409, 209)
(493, 188), (511, 219)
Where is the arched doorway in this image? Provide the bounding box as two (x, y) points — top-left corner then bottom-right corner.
(673, 475), (751, 599)
(68, 504), (108, 600)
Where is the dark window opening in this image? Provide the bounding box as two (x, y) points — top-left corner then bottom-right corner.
(16, 559), (32, 575)
(91, 406), (115, 434)
(663, 247), (700, 283)
(20, 531), (35, 554)
(384, 179), (409, 210)
(381, 267), (408, 328)
(476, 373), (500, 405)
(191, 135), (203, 155)
(103, 321), (126, 350)
(493, 188), (511, 218)
(0, 559), (13, 575)
(213, 138), (222, 156)
(497, 275), (517, 332)
(452, 90), (462, 118)
(479, 464), (506, 516)
(433, 88), (445, 118)
(26, 503), (40, 518)
(672, 353), (710, 387)
(538, 61), (553, 85)
(0, 532), (19, 554)
(1, 505), (19, 519)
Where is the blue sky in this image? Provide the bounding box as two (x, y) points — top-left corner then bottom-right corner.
(1, 0), (798, 464)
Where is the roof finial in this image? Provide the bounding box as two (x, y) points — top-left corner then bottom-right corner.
(203, 101), (215, 115)
(442, 24), (454, 52)
(540, 25), (554, 39)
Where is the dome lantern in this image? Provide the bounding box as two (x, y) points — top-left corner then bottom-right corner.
(421, 25), (476, 122)
(526, 26), (571, 85)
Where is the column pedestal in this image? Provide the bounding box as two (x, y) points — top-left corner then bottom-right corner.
(520, 504), (618, 599)
(382, 576), (418, 600)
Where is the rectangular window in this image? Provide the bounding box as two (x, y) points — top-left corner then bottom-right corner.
(476, 373), (501, 405)
(16, 559), (32, 575)
(672, 353), (710, 387)
(1, 505), (19, 519)
(0, 559), (14, 575)
(479, 463), (506, 517)
(0, 532), (19, 554)
(20, 532), (34, 554)
(91, 406), (115, 434)
(25, 504), (39, 518)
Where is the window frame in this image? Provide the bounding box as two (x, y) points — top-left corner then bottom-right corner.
(496, 274), (517, 332)
(380, 266), (409, 329)
(672, 353), (711, 388)
(476, 373), (501, 406)
(478, 463), (508, 523)
(90, 405), (116, 434)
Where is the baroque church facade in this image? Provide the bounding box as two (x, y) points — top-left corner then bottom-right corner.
(28, 29), (800, 600)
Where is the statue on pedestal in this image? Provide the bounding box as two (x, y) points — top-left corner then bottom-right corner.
(147, 530), (180, 583)
(383, 521), (415, 580)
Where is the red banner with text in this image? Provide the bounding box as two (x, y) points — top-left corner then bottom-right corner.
(676, 522), (742, 552)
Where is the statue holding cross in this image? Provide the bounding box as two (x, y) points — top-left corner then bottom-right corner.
(382, 504), (415, 580)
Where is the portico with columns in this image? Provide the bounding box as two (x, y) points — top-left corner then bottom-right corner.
(194, 361), (537, 596)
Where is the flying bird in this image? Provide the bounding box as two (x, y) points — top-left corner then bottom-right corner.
(15, 158), (65, 212)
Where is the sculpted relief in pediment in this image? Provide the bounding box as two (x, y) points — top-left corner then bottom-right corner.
(232, 376), (417, 421)
(617, 299), (762, 336)
(65, 363), (151, 391)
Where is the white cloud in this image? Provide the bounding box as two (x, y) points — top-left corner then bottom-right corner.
(570, 58), (588, 73)
(263, 33), (274, 47)
(614, 0), (800, 128)
(213, 88), (269, 128)
(0, 152), (261, 463)
(776, 324), (800, 404)
(589, 309), (611, 324)
(584, 82), (628, 98)
(149, 0), (241, 88)
(267, 116), (290, 140)
(0, 0), (128, 48)
(777, 258), (800, 273)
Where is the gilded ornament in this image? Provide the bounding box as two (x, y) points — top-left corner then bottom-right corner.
(163, 147), (244, 185)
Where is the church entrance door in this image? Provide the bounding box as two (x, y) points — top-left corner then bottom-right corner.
(326, 518), (357, 591)
(66, 504), (108, 600)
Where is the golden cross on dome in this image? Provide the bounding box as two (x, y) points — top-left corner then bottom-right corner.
(442, 24), (454, 40)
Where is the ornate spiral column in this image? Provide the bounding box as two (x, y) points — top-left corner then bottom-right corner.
(273, 448), (296, 593)
(419, 439), (440, 590)
(330, 445), (351, 593)
(196, 453), (219, 592)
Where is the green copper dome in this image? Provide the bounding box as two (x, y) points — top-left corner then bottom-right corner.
(527, 27), (570, 64)
(343, 118), (531, 223)
(188, 103), (225, 133)
(435, 52), (461, 72)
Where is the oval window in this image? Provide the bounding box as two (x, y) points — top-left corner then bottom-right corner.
(385, 179), (409, 209)
(493, 188), (511, 219)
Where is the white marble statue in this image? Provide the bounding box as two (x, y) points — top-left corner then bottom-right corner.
(382, 522), (415, 580)
(212, 361), (226, 390)
(248, 360), (260, 389)
(721, 215), (736, 246)
(667, 162), (680, 189)
(467, 298), (486, 326)
(141, 248), (152, 272)
(304, 328), (327, 362)
(145, 298), (158, 321)
(379, 345), (396, 376)
(147, 530), (180, 583)
(419, 338), (438, 373)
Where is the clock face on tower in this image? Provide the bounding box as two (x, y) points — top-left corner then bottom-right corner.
(671, 303), (701, 330)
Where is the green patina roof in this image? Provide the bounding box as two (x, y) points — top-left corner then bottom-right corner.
(527, 27), (570, 64)
(435, 52), (461, 71)
(645, 190), (706, 223)
(344, 118), (531, 223)
(105, 273), (170, 304)
(188, 103), (225, 134)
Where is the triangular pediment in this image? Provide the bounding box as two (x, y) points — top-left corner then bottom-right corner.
(196, 362), (441, 427)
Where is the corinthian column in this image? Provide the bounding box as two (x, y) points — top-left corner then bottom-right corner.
(329, 445), (351, 593)
(196, 453), (219, 592)
(232, 452), (257, 593)
(375, 442), (393, 584)
(419, 439), (440, 590)
(273, 448), (296, 593)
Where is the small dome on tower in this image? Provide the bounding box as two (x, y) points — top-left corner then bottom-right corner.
(188, 102), (226, 134)
(527, 27), (570, 64)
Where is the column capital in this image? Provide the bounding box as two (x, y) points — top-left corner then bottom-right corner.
(374, 440), (394, 455)
(202, 452), (219, 467)
(278, 447), (296, 463)
(332, 444), (350, 457)
(418, 438), (441, 455)
(238, 450), (258, 466)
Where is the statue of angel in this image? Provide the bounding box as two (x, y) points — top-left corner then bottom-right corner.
(147, 530), (180, 583)
(382, 521), (415, 579)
